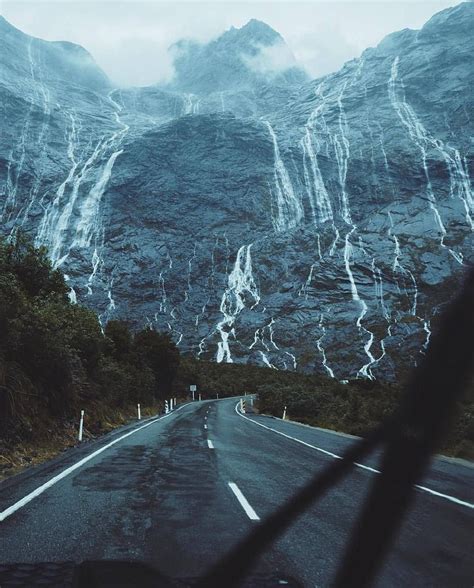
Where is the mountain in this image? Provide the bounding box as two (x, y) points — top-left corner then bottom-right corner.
(0, 5), (473, 381)
(0, 15), (110, 92)
(167, 19), (308, 94)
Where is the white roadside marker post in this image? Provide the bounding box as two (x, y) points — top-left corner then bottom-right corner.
(240, 398), (246, 413)
(199, 393), (202, 401)
(282, 406), (287, 420)
(216, 393), (219, 399)
(137, 403), (141, 420)
(78, 410), (84, 442)
(165, 400), (169, 414)
(174, 397), (177, 408)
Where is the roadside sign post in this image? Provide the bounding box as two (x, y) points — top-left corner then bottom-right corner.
(282, 405), (287, 420)
(78, 410), (84, 442)
(190, 384), (197, 401)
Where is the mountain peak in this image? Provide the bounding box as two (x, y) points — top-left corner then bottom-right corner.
(166, 19), (307, 94)
(233, 19), (282, 45)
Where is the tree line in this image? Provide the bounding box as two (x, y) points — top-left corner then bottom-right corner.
(0, 233), (179, 443)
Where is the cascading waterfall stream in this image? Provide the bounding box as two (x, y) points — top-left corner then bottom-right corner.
(387, 211), (435, 351)
(73, 91), (129, 249)
(64, 274), (77, 305)
(388, 56), (468, 264)
(184, 242), (198, 303)
(197, 237), (226, 355)
(73, 149), (124, 249)
(422, 320), (432, 351)
(18, 38), (52, 227)
(248, 318), (281, 368)
(371, 258), (390, 321)
(297, 62), (382, 379)
(36, 88), (129, 281)
(343, 229), (377, 380)
(331, 71), (379, 379)
(388, 211), (418, 316)
(36, 112), (80, 263)
(2, 40), (39, 223)
(182, 93), (200, 115)
(158, 271), (167, 314)
(300, 82), (334, 225)
(284, 351), (297, 371)
(70, 90), (130, 296)
(85, 247), (101, 296)
(332, 81), (352, 225)
(316, 313), (335, 378)
(264, 120), (304, 232)
(259, 350), (278, 369)
(216, 244), (260, 363)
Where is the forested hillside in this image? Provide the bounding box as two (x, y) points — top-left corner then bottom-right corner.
(0, 233), (179, 448)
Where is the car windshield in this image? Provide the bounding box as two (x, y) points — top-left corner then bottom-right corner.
(0, 1), (473, 587)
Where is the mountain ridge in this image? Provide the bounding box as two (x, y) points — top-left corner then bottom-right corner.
(0, 3), (472, 381)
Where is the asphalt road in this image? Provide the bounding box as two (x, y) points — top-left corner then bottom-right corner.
(1, 398), (473, 586)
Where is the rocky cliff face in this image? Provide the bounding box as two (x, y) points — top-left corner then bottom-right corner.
(1, 5), (473, 380)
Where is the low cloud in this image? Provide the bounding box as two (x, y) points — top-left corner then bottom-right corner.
(242, 41), (299, 76)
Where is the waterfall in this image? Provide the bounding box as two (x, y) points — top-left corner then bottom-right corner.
(264, 120), (304, 232)
(216, 244), (260, 363)
(388, 56), (467, 264)
(300, 83), (334, 224)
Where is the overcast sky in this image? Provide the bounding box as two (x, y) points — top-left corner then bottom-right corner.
(1, 1), (462, 87)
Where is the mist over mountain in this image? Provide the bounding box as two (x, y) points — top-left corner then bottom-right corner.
(166, 19), (308, 94)
(0, 5), (473, 381)
(0, 15), (110, 92)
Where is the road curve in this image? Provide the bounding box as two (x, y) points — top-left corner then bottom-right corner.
(1, 397), (473, 586)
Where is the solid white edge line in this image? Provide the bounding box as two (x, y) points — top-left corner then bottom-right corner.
(207, 440), (214, 449)
(228, 482), (260, 521)
(0, 403), (191, 523)
(234, 403), (474, 510)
